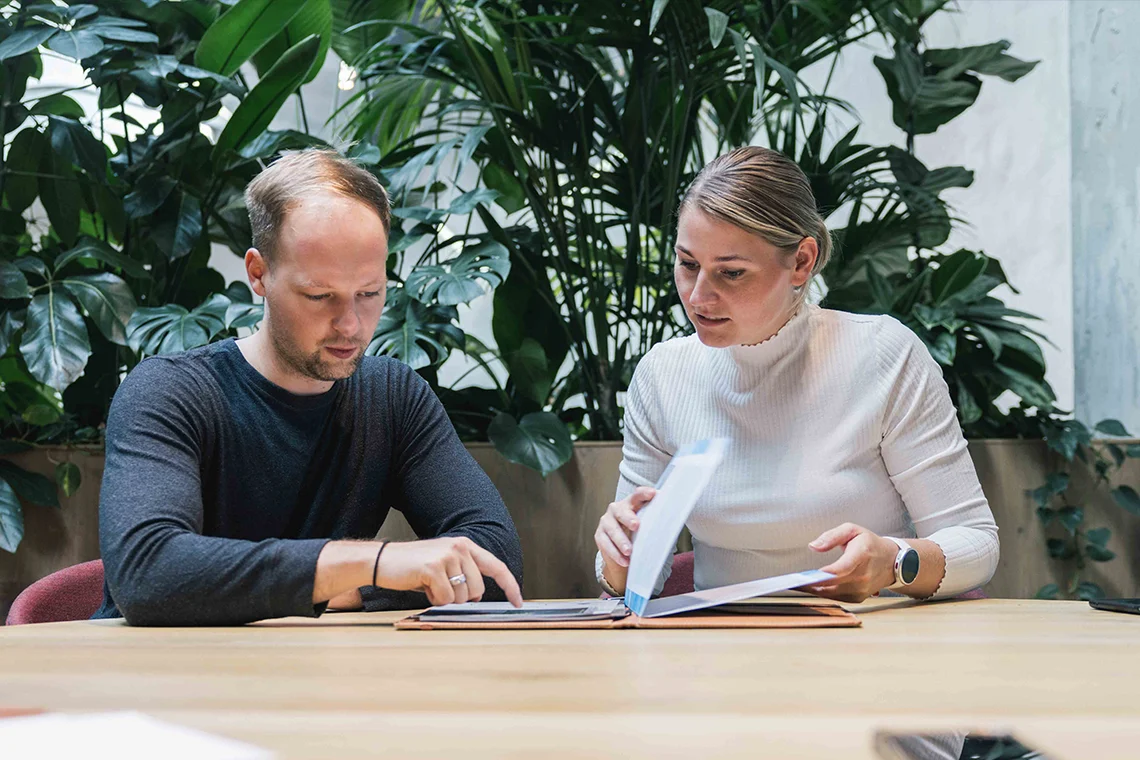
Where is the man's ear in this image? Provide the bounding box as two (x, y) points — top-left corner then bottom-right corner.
(790, 237), (819, 288)
(245, 248), (268, 297)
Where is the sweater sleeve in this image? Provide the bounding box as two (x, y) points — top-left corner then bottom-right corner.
(99, 359), (330, 626)
(360, 363), (523, 611)
(597, 348), (675, 597)
(876, 319), (1000, 598)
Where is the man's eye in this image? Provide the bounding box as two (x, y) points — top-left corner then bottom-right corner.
(359, 291), (382, 298)
(305, 294), (330, 302)
(722, 270), (745, 280)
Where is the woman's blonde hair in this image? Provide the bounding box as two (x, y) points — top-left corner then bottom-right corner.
(679, 146), (832, 294)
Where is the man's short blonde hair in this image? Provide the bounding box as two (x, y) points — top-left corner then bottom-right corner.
(244, 149), (391, 262)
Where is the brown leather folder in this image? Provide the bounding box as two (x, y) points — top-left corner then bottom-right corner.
(395, 602), (860, 630)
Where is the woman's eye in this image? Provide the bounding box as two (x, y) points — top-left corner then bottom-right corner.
(722, 270), (744, 280)
(678, 260), (698, 271)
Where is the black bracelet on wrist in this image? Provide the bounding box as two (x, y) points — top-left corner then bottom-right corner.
(372, 540), (390, 588)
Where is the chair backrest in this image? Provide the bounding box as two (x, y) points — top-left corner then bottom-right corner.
(660, 551), (695, 597)
(5, 560), (104, 626)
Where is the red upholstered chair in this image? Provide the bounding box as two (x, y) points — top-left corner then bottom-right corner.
(660, 551), (695, 597)
(5, 560), (104, 626)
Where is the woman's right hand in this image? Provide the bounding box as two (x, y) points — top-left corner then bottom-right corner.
(594, 486), (656, 594)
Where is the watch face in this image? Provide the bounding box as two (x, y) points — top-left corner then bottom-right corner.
(901, 548), (920, 584)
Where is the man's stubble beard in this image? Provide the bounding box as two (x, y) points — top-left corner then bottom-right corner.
(267, 312), (365, 382)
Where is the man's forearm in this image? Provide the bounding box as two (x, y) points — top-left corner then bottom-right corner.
(313, 541), (384, 604)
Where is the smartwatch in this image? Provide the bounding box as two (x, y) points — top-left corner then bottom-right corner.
(886, 537), (920, 590)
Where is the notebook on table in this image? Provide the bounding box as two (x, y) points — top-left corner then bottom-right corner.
(396, 439), (860, 631)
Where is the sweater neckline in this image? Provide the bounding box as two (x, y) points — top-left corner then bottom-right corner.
(720, 303), (815, 369)
(220, 338), (341, 411)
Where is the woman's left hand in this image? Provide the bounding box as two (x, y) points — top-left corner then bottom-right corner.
(800, 523), (898, 603)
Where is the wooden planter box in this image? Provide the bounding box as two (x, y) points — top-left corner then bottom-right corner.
(4, 440), (1138, 617)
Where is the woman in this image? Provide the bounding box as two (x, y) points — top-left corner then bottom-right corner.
(595, 146), (998, 603)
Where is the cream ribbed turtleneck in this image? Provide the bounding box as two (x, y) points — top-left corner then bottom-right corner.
(601, 304), (999, 599)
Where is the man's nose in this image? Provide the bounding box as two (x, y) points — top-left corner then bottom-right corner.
(332, 302), (361, 337)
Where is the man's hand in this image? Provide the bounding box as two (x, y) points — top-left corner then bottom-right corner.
(377, 537), (523, 607)
(799, 523), (898, 603)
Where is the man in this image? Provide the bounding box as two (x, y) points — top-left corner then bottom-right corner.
(95, 150), (523, 626)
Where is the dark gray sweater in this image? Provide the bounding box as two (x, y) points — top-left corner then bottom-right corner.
(93, 339), (523, 626)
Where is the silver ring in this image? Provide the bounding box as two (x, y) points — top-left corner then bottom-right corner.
(448, 573), (467, 586)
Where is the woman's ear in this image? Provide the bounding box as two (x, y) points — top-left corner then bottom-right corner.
(791, 237), (819, 288)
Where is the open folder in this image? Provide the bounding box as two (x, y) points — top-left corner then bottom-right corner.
(396, 439), (860, 631)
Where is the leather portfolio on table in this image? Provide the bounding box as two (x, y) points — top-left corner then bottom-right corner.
(395, 598), (861, 630)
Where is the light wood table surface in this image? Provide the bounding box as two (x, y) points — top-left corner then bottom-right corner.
(1, 598), (1137, 758)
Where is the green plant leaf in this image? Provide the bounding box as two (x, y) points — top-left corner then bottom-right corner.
(648, 0), (671, 34)
(448, 188), (501, 216)
(237, 128), (330, 160)
(1111, 485), (1140, 516)
(47, 28), (104, 61)
(367, 287), (464, 370)
(1085, 544), (1115, 563)
(195, 0), (309, 77)
(19, 288), (91, 391)
(126, 296), (230, 356)
(487, 411), (573, 477)
(30, 93), (85, 118)
(1094, 418), (1130, 437)
(20, 403), (59, 425)
(38, 152), (82, 246)
(54, 237), (149, 279)
(0, 309), (26, 356)
(505, 338), (552, 406)
(1086, 527), (1111, 547)
(122, 174), (177, 219)
(0, 260), (29, 299)
(0, 441), (33, 455)
(1034, 583), (1059, 600)
(1045, 537), (1071, 559)
(153, 192), (204, 260)
(1035, 506), (1054, 526)
(212, 34), (321, 160)
(251, 0), (331, 84)
(405, 240), (510, 305)
(4, 128), (43, 214)
(704, 8), (728, 48)
(0, 26), (57, 61)
(62, 273), (137, 346)
(932, 249), (986, 304)
(55, 461), (81, 497)
(48, 116), (108, 179)
(1057, 505), (1082, 534)
(87, 25), (159, 44)
(0, 478), (24, 553)
(0, 460), (59, 508)
(1076, 581), (1105, 601)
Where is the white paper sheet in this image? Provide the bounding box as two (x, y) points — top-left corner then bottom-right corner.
(0, 711), (273, 759)
(623, 439), (728, 616)
(641, 569), (836, 618)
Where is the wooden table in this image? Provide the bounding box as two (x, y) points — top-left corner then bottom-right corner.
(1, 598), (1137, 758)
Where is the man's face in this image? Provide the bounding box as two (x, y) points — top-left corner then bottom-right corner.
(250, 191), (388, 383)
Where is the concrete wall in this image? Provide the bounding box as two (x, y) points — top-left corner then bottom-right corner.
(1070, 2), (1140, 431)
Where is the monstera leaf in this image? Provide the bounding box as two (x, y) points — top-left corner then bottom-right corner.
(487, 411), (573, 477)
(367, 287), (464, 369)
(127, 295), (231, 356)
(405, 240), (511, 306)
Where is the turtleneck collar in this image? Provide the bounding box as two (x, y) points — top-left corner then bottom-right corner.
(717, 302), (816, 371)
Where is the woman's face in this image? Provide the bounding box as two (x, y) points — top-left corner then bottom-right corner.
(674, 207), (816, 348)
